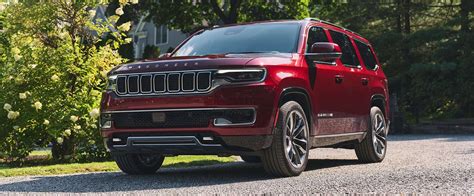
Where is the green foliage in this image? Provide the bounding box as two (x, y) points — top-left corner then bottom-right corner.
(140, 0), (310, 33)
(142, 45), (161, 59)
(312, 0), (474, 122)
(0, 1), (135, 162)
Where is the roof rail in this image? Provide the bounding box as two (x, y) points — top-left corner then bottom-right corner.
(304, 18), (361, 37)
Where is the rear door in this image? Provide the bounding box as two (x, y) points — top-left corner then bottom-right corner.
(305, 26), (346, 135)
(327, 30), (367, 133)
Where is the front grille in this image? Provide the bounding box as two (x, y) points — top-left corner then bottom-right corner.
(111, 109), (255, 129)
(115, 71), (213, 96)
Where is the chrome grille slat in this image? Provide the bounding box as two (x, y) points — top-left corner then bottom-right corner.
(115, 70), (213, 96)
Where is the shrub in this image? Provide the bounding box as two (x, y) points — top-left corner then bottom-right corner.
(0, 1), (136, 162)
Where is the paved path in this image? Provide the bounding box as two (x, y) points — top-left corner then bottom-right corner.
(0, 135), (472, 194)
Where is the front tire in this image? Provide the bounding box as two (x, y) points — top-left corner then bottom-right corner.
(355, 106), (388, 163)
(113, 153), (165, 175)
(262, 101), (310, 177)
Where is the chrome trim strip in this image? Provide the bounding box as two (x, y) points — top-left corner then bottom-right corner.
(153, 74), (166, 93)
(196, 72), (212, 91)
(139, 75), (153, 94)
(167, 73), (181, 92)
(113, 136), (222, 148)
(116, 76), (128, 95)
(181, 72), (195, 92)
(127, 75), (140, 94)
(313, 132), (366, 138)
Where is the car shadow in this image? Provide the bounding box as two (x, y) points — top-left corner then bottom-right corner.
(0, 158), (360, 193)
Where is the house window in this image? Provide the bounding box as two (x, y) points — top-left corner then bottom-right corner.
(155, 25), (168, 45)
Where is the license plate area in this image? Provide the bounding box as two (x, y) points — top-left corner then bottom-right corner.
(152, 112), (166, 123)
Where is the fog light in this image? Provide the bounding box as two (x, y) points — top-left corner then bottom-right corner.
(102, 121), (112, 129)
(202, 136), (214, 141)
(112, 138), (122, 142)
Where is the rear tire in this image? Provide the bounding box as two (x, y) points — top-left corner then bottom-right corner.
(240, 155), (261, 163)
(355, 106), (388, 163)
(113, 153), (164, 175)
(262, 101), (310, 177)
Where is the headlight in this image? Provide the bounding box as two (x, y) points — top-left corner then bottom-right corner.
(214, 69), (266, 83)
(106, 75), (117, 90)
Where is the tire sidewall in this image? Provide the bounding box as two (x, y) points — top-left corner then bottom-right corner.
(275, 101), (310, 174)
(369, 107), (387, 160)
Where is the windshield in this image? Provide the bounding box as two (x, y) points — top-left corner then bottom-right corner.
(173, 22), (301, 57)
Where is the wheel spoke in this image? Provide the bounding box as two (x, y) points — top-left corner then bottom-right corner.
(293, 137), (307, 146)
(284, 111), (308, 168)
(289, 113), (294, 132)
(294, 142), (307, 154)
(293, 126), (304, 138)
(375, 132), (386, 143)
(292, 146), (301, 165)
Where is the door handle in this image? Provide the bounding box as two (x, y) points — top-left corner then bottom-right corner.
(361, 78), (369, 86)
(335, 75), (344, 84)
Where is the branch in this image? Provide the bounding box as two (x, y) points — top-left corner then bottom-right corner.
(228, 0), (242, 24)
(210, 0), (229, 24)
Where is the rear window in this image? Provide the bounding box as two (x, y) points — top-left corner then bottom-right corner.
(329, 30), (360, 67)
(355, 40), (378, 70)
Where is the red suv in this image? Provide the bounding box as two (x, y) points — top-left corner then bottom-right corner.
(101, 18), (390, 177)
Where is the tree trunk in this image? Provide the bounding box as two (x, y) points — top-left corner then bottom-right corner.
(460, 0), (471, 33)
(51, 135), (75, 161)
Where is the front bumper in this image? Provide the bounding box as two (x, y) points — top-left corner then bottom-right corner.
(100, 82), (277, 153)
(105, 134), (273, 155)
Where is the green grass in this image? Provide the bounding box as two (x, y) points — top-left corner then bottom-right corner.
(0, 155), (235, 177)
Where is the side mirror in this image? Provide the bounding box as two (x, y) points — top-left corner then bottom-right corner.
(305, 42), (342, 63)
(159, 53), (171, 58)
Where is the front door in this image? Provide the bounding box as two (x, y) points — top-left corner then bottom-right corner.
(305, 26), (348, 135)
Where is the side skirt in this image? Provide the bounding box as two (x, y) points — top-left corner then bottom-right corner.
(311, 132), (366, 148)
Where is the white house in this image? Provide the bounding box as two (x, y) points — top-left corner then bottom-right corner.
(131, 15), (188, 59)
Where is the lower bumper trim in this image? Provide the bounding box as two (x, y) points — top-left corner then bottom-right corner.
(106, 134), (273, 155)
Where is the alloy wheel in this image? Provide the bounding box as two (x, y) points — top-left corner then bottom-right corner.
(372, 113), (387, 158)
(284, 110), (308, 168)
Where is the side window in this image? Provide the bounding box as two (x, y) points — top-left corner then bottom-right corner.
(306, 26), (329, 53)
(328, 30), (360, 67)
(355, 40), (378, 70)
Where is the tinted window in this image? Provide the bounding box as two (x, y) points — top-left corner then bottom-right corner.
(355, 40), (378, 70)
(329, 30), (360, 66)
(306, 27), (329, 53)
(174, 23), (301, 57)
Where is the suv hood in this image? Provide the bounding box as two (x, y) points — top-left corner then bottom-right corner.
(109, 53), (292, 75)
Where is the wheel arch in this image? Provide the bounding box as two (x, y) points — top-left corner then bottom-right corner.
(371, 94), (388, 120)
(278, 87), (313, 133)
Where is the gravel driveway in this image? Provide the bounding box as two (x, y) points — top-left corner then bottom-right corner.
(0, 134), (472, 194)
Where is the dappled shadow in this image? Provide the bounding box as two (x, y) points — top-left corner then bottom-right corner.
(0, 158), (362, 193)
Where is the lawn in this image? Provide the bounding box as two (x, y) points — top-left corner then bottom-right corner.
(0, 155), (236, 177)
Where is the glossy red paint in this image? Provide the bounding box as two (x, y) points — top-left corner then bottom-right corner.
(100, 19), (389, 148)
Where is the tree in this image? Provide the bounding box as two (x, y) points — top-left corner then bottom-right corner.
(0, 0), (134, 162)
(140, 0), (310, 33)
(311, 0), (474, 123)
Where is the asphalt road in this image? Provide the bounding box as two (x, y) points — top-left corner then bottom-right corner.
(0, 134), (472, 194)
